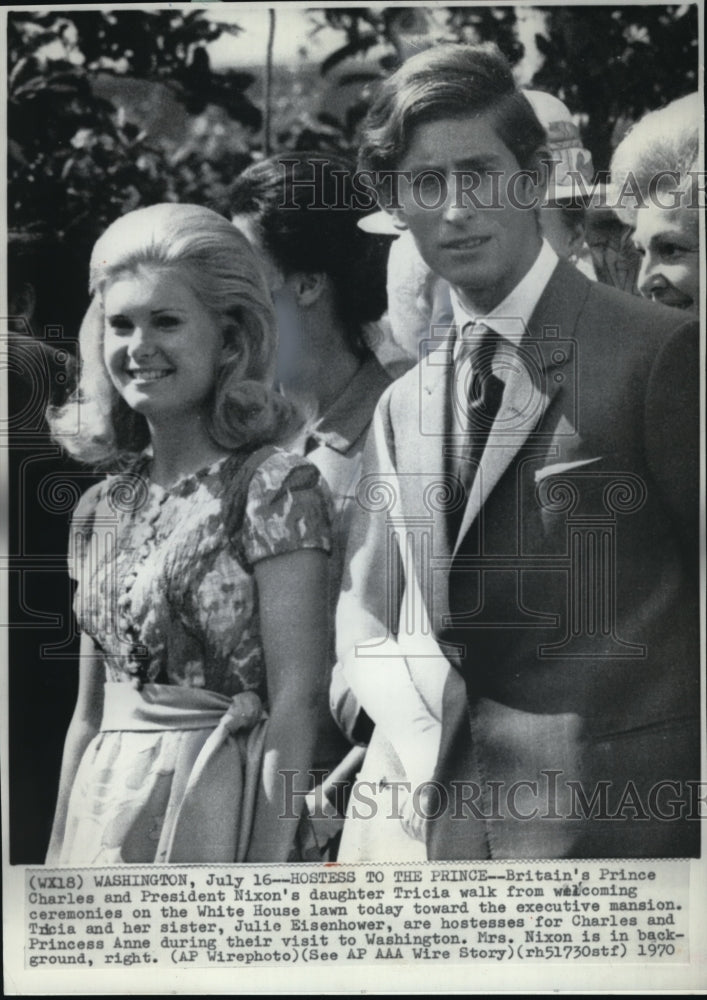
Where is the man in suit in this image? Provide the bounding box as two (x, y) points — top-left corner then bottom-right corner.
(335, 44), (700, 859)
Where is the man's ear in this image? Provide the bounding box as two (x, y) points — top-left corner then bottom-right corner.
(291, 272), (327, 307)
(528, 146), (552, 205)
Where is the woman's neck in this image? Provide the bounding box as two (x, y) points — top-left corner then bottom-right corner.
(146, 415), (229, 489)
(282, 328), (363, 419)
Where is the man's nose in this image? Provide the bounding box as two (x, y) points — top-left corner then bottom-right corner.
(441, 176), (470, 223)
(444, 168), (492, 223)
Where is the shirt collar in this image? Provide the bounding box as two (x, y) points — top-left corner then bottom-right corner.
(451, 239), (559, 349)
(307, 353), (392, 454)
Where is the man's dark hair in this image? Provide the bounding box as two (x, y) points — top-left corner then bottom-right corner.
(228, 154), (389, 359)
(359, 42), (546, 183)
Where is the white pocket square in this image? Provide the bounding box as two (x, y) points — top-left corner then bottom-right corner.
(534, 456), (604, 483)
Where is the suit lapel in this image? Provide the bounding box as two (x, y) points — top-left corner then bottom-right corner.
(451, 261), (590, 557)
(396, 338), (456, 631)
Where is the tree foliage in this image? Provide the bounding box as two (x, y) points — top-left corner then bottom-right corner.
(285, 6), (524, 153)
(532, 4), (699, 169)
(7, 5), (700, 259)
(8, 9), (260, 248)
(276, 5), (698, 168)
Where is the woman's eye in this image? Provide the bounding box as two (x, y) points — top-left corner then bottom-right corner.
(154, 314), (181, 328)
(106, 317), (133, 333)
(658, 243), (683, 260)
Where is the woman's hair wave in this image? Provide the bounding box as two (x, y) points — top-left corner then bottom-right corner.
(48, 203), (300, 467)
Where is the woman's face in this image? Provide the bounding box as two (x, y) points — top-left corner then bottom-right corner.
(102, 266), (228, 425)
(539, 205), (586, 260)
(231, 214), (307, 386)
(633, 205), (700, 311)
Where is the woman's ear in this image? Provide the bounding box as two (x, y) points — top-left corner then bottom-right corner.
(220, 322), (239, 364)
(291, 272), (327, 307)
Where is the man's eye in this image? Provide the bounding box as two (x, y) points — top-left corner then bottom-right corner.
(418, 172), (444, 191)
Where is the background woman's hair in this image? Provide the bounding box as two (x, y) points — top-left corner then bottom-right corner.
(47, 202), (300, 467)
(228, 154), (390, 359)
(610, 92), (700, 226)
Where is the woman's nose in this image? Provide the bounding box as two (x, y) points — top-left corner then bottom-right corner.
(638, 254), (664, 298)
(127, 324), (158, 355)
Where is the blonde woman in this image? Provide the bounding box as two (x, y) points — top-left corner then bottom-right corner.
(45, 204), (331, 864)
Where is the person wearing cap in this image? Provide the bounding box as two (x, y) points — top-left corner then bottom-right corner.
(523, 89), (598, 280)
(610, 92), (700, 313)
(365, 221), (456, 363)
(524, 88), (642, 294)
(334, 43), (699, 861)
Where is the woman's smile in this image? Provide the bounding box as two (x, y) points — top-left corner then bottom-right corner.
(126, 365), (175, 383)
(103, 266), (228, 423)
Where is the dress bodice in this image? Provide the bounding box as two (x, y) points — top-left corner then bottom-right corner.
(69, 449), (331, 700)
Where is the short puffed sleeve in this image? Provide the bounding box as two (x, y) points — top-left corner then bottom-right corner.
(236, 450), (332, 569)
(66, 480), (105, 583)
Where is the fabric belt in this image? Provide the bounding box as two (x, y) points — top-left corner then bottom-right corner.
(100, 681), (264, 733)
(99, 681), (268, 862)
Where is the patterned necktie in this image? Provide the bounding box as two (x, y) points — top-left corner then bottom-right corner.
(453, 322), (505, 497)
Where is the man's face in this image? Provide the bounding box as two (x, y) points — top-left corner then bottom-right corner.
(394, 113), (542, 313)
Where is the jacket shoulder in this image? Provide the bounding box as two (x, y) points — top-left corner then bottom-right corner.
(583, 277), (697, 332)
(541, 262), (698, 361)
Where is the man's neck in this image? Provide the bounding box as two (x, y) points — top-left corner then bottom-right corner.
(454, 237), (543, 316)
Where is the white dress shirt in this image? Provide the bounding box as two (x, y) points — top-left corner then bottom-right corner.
(451, 238), (559, 367)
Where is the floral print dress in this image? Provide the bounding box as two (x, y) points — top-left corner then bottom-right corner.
(52, 448), (331, 865)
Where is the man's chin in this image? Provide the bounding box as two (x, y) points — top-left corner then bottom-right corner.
(437, 261), (494, 294)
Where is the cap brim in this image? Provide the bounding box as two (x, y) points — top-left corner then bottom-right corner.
(543, 181), (623, 209)
(357, 211), (401, 235)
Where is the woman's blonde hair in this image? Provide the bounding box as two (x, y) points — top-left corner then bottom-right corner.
(48, 203), (299, 466)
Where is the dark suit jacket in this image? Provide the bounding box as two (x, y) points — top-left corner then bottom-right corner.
(337, 260), (700, 859)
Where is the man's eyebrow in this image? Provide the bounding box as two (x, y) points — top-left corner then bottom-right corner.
(453, 155), (506, 170)
(406, 154), (507, 173)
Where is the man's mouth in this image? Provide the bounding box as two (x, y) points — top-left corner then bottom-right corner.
(441, 235), (491, 251)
